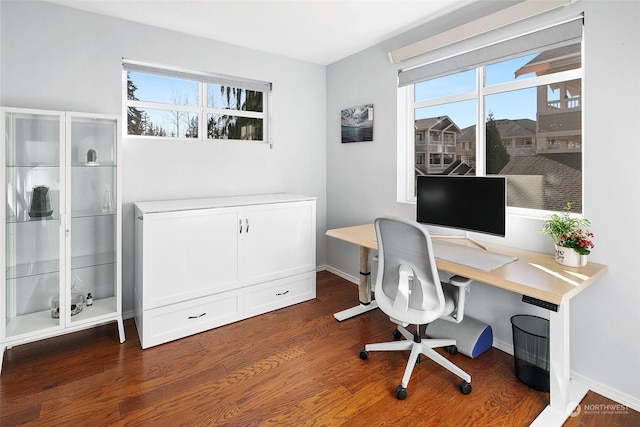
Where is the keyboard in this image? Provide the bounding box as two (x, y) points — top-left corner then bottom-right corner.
(432, 239), (518, 271)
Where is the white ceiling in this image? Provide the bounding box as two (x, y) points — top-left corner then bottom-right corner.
(45, 0), (476, 65)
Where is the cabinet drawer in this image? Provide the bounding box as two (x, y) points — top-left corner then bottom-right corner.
(244, 272), (316, 318)
(140, 289), (244, 349)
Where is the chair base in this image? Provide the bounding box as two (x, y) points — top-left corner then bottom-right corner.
(362, 325), (471, 398)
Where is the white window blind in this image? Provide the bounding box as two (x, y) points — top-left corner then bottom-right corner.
(122, 59), (272, 93)
(398, 17), (583, 87)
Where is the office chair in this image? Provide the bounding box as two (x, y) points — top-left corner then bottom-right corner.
(359, 217), (472, 400)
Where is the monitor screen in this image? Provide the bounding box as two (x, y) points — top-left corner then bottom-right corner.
(416, 175), (506, 237)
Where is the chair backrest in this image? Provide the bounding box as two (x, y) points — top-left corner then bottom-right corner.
(374, 217), (446, 326)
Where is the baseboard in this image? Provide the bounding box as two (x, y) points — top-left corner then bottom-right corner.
(570, 372), (640, 412)
(320, 265), (358, 285)
(492, 337), (514, 356)
(491, 338), (639, 412)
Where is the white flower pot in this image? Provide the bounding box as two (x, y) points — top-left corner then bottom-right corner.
(554, 244), (587, 267)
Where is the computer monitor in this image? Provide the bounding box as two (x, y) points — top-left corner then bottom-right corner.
(416, 175), (506, 238)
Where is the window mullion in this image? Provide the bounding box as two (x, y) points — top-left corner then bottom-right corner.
(476, 67), (486, 176)
(483, 68), (582, 96)
(197, 82), (205, 140)
(205, 108), (264, 119)
(413, 91), (476, 109)
(128, 99), (200, 113)
(399, 86), (414, 201)
(406, 86), (416, 200)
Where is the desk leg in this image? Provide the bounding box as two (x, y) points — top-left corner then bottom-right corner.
(333, 245), (378, 321)
(358, 246), (372, 304)
(530, 301), (589, 426)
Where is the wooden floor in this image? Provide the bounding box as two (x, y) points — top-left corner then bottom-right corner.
(1, 271), (637, 426)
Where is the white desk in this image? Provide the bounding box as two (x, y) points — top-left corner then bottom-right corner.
(326, 223), (608, 427)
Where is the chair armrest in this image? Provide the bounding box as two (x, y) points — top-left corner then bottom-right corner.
(440, 277), (470, 324)
(448, 275), (472, 288)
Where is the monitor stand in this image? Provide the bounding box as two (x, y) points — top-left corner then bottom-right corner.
(431, 231), (487, 251)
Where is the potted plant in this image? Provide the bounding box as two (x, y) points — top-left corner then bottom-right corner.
(541, 203), (594, 267)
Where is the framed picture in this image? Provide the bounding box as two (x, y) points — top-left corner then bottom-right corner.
(341, 104), (373, 143)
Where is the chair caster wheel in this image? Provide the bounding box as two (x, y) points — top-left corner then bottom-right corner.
(446, 345), (458, 355)
(395, 385), (407, 400)
(393, 329), (402, 340)
(359, 349), (369, 360)
(459, 380), (472, 395)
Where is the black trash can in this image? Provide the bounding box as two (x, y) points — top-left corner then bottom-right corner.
(510, 315), (550, 392)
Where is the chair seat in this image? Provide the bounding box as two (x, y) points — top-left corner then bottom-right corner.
(390, 291), (454, 328)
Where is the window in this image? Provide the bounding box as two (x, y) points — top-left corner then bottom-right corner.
(398, 18), (583, 213)
(123, 60), (272, 144)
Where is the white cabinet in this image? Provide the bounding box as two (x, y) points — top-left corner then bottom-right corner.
(134, 194), (316, 349)
(1, 107), (124, 373)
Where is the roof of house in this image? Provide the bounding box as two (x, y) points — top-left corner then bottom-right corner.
(515, 43), (581, 78)
(458, 118), (536, 142)
(415, 116), (461, 133)
(499, 153), (582, 212)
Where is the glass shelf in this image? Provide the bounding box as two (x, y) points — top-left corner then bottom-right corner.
(6, 213), (61, 224)
(71, 163), (116, 168)
(71, 210), (116, 219)
(5, 253), (114, 281)
(5, 258), (60, 280)
(6, 252), (116, 280)
(5, 219), (61, 280)
(70, 252), (116, 270)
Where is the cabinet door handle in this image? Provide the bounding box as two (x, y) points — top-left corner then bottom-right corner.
(276, 290), (289, 296)
(239, 219), (243, 234)
(188, 313), (206, 319)
(246, 218), (249, 233)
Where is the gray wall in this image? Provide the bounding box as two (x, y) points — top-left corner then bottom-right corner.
(0, 1), (327, 320)
(326, 0), (640, 409)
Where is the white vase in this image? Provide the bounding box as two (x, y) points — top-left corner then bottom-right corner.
(554, 244), (587, 267)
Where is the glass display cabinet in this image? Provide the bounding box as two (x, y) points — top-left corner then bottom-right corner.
(1, 107), (123, 373)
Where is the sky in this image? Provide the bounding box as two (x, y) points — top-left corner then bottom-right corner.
(414, 53), (539, 129)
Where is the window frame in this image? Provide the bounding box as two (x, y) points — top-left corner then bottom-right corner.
(397, 37), (583, 217)
(122, 60), (272, 145)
